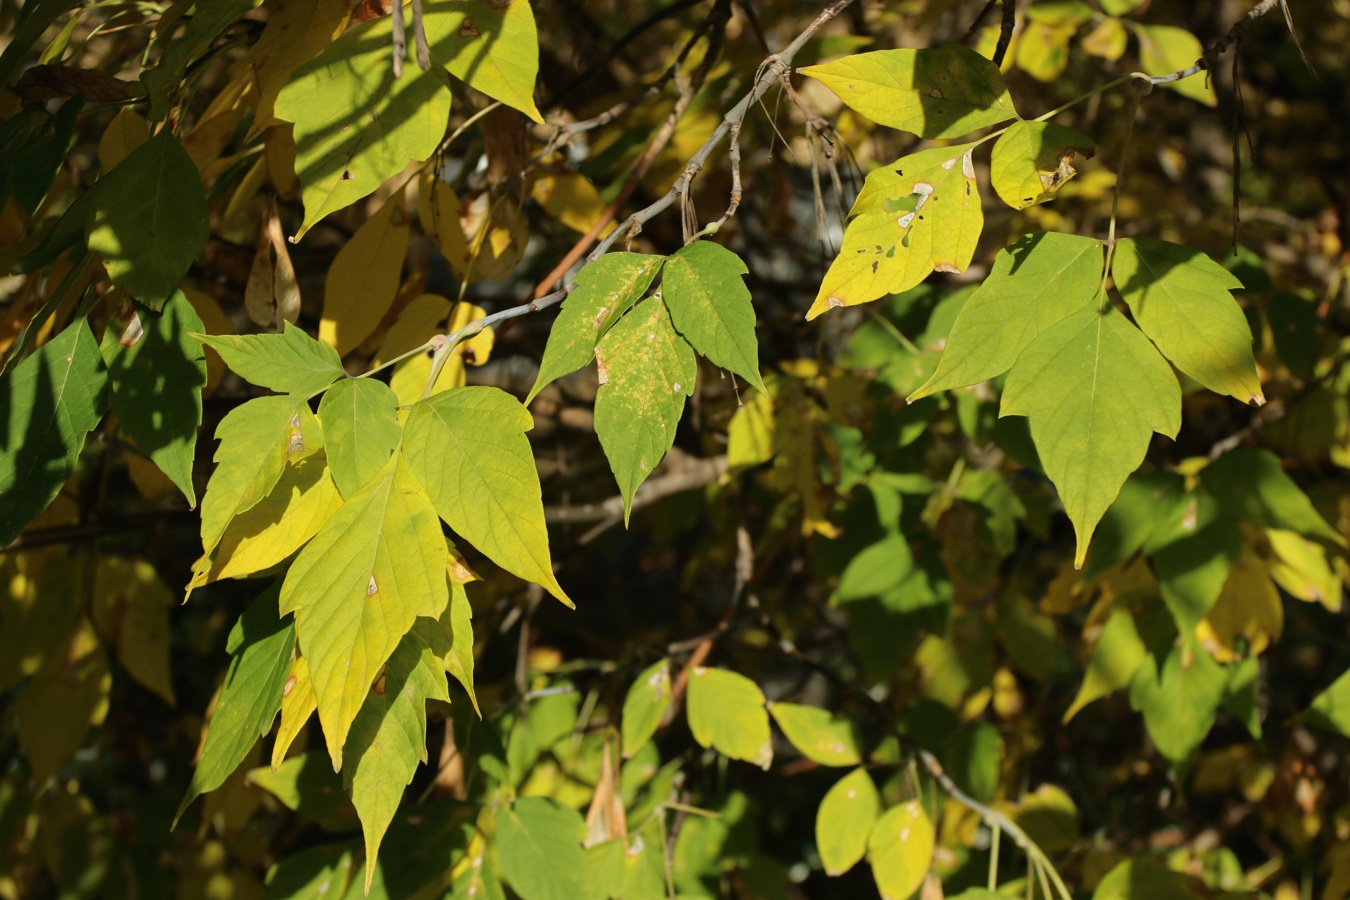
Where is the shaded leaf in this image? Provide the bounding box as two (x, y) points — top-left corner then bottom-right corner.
(319, 197), (409, 356)
(1064, 604), (1147, 721)
(621, 660), (672, 759)
(662, 241), (766, 393)
(1305, 668), (1350, 737)
(496, 798), (589, 900)
(1129, 647), (1227, 767)
(1200, 448), (1342, 545)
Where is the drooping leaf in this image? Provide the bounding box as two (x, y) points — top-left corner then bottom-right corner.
(496, 798), (590, 900)
(989, 121), (1096, 209)
(526, 252), (663, 404)
(343, 624), (449, 893)
(275, 15), (452, 237)
(98, 107), (150, 172)
(0, 321), (108, 546)
(1196, 546), (1283, 662)
(912, 232), (1102, 400)
(439, 578), (479, 715)
(1132, 24), (1217, 106)
(1112, 238), (1261, 404)
(279, 455), (448, 769)
(100, 291), (205, 504)
(867, 800), (934, 900)
(86, 130), (208, 308)
(317, 378), (401, 498)
(799, 44), (1017, 139)
(319, 196), (410, 356)
(423, 0), (544, 123)
(944, 722), (1004, 803)
(621, 660), (672, 759)
(1063, 604), (1147, 721)
(92, 557), (176, 705)
(816, 767), (881, 876)
(1129, 646), (1227, 767)
(686, 667), (772, 769)
(175, 585), (294, 826)
(191, 456), (343, 589)
(807, 143), (982, 320)
(402, 386), (570, 606)
(767, 702), (862, 766)
(1199, 448), (1342, 545)
(592, 300), (697, 518)
(1304, 668), (1350, 737)
(197, 322), (344, 397)
(199, 395), (324, 559)
(273, 655), (317, 771)
(1001, 304), (1181, 567)
(661, 241), (766, 393)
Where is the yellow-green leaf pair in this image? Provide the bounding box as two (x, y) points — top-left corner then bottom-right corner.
(816, 768), (934, 899)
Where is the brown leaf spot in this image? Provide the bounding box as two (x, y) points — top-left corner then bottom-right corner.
(459, 18), (480, 37)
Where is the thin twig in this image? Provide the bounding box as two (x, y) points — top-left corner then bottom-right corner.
(994, 0), (1016, 68)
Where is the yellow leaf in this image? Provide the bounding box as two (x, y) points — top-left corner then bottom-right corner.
(1197, 546), (1283, 662)
(867, 801), (934, 900)
(1266, 528), (1342, 611)
(374, 293), (452, 367)
(1083, 17), (1128, 61)
(183, 74), (253, 171)
(182, 288), (229, 397)
(460, 191), (528, 282)
(93, 557), (176, 705)
(320, 196), (409, 355)
(417, 173), (469, 275)
(124, 448), (179, 500)
(98, 107), (150, 172)
(446, 300), (494, 367)
(272, 655), (316, 771)
(1016, 20), (1078, 81)
(14, 624), (111, 783)
(531, 172), (615, 237)
(726, 391), (774, 474)
(240, 0), (350, 139)
(266, 124), (298, 200)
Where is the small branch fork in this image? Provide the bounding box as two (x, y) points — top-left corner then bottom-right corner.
(413, 0), (858, 394)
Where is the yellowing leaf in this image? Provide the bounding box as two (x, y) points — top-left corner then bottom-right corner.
(911, 232), (1102, 400)
(439, 579), (479, 715)
(621, 660), (672, 759)
(278, 455), (448, 769)
(275, 14), (451, 237)
(1063, 604), (1147, 721)
(767, 702), (862, 766)
(726, 390), (774, 473)
(1132, 24), (1217, 106)
(97, 107), (149, 171)
(1113, 239), (1261, 404)
(1265, 528), (1342, 611)
(531, 172), (614, 237)
(15, 635), (110, 783)
(93, 557), (175, 705)
(317, 378), (401, 498)
(1015, 19), (1078, 81)
(799, 45), (1016, 139)
(867, 801), (934, 900)
(1197, 547), (1283, 662)
(817, 768), (881, 876)
(990, 121), (1096, 209)
(593, 299), (697, 518)
(808, 143), (982, 320)
(183, 74), (253, 171)
(686, 667), (772, 769)
(423, 0), (544, 123)
(1002, 305), (1181, 567)
(191, 456), (342, 587)
(418, 173), (470, 274)
(1083, 17), (1128, 61)
(374, 293), (451, 366)
(239, 0), (349, 138)
(320, 197), (410, 356)
(273, 655), (317, 770)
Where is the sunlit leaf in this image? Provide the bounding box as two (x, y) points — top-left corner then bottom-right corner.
(1131, 24), (1217, 106)
(989, 121), (1096, 209)
(661, 241), (766, 393)
(423, 0), (543, 123)
(439, 579), (479, 715)
(197, 322), (344, 397)
(592, 299), (697, 519)
(686, 667), (772, 769)
(816, 767), (880, 876)
(808, 143), (982, 320)
(319, 196), (409, 356)
(1305, 668), (1350, 737)
(767, 702), (862, 766)
(317, 378), (401, 498)
(1001, 304), (1181, 567)
(867, 800), (934, 900)
(799, 44), (1016, 138)
(272, 655), (317, 771)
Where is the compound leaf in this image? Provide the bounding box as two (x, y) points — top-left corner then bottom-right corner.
(423, 0), (544, 123)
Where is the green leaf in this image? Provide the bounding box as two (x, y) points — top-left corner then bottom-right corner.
(249, 752), (359, 833)
(989, 121), (1096, 209)
(275, 15), (452, 238)
(661, 241), (766, 394)
(1200, 448), (1343, 545)
(1092, 857), (1205, 900)
(1083, 472), (1186, 578)
(1100, 0), (1145, 13)
(403, 386), (571, 606)
(1304, 668), (1350, 737)
(440, 579), (480, 716)
(0, 321), (108, 546)
(1152, 492), (1241, 634)
(100, 290), (206, 505)
(836, 534), (914, 602)
(621, 660), (673, 759)
(867, 800), (934, 900)
(799, 44), (1016, 139)
(808, 143), (982, 320)
(1129, 646), (1227, 767)
(279, 455), (448, 770)
(768, 702), (862, 766)
(527, 252), (664, 404)
(86, 130), (208, 308)
(1001, 304), (1181, 567)
(1131, 24), (1216, 106)
(317, 378), (401, 498)
(496, 798), (589, 900)
(686, 667), (772, 769)
(175, 585), (294, 827)
(816, 768), (881, 876)
(262, 843), (357, 900)
(140, 0), (258, 120)
(200, 395), (324, 558)
(423, 0), (543, 123)
(1223, 654), (1262, 739)
(343, 624), (449, 893)
(1112, 239), (1261, 404)
(197, 322), (345, 397)
(945, 722), (1003, 803)
(912, 232), (1102, 400)
(1064, 604), (1148, 721)
(592, 299), (697, 519)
